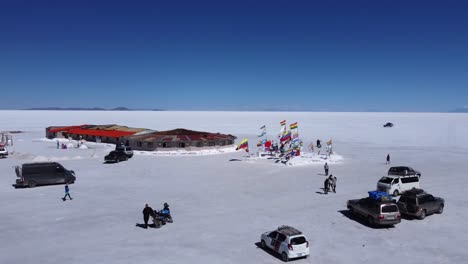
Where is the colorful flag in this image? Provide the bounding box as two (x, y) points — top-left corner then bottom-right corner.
(280, 130), (292, 143)
(236, 138), (249, 152)
(292, 131), (299, 139)
(280, 120), (286, 126)
(290, 122), (298, 130)
(260, 125), (266, 130)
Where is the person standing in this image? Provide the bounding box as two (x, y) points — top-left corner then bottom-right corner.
(56, 140), (60, 149)
(323, 178), (329, 194)
(330, 175), (337, 193)
(62, 184), (72, 201)
(386, 154), (390, 164)
(142, 204), (154, 228)
(324, 162), (329, 176)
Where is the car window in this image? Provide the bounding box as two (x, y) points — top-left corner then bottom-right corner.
(393, 178), (400, 184)
(379, 177), (393, 184)
(401, 176), (419, 184)
(268, 231), (278, 239)
(419, 195), (433, 204)
(277, 234), (286, 242)
(381, 205), (398, 213)
(290, 236), (306, 245)
(406, 198), (417, 205)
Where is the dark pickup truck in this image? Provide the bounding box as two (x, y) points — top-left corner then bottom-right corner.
(347, 197), (401, 227)
(397, 189), (444, 219)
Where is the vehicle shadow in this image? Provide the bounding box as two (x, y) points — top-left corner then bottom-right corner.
(254, 242), (307, 262)
(338, 210), (396, 229)
(254, 242), (282, 261)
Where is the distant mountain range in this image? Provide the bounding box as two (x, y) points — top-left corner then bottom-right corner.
(25, 107), (164, 111)
(449, 108), (468, 113)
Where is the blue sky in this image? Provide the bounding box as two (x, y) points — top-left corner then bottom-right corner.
(1, 0), (467, 111)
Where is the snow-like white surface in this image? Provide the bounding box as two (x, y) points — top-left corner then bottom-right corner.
(1, 111), (468, 264)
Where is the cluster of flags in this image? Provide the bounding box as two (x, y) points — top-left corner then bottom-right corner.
(236, 120), (301, 156)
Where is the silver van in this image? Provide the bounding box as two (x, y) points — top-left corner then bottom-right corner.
(14, 162), (76, 188)
(377, 175), (420, 197)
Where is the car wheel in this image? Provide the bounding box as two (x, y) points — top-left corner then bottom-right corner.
(129, 155), (133, 158)
(419, 210), (426, 220)
(393, 190), (399, 197)
(281, 252), (289, 262)
(437, 204), (444, 214)
(261, 240), (267, 249)
(28, 180), (37, 188)
(367, 216), (374, 227)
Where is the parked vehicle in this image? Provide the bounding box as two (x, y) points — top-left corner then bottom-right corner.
(377, 174), (420, 197)
(104, 151), (128, 163)
(0, 145), (8, 158)
(13, 162), (76, 188)
(347, 192), (401, 227)
(388, 166), (421, 177)
(115, 144), (133, 158)
(383, 122), (394, 127)
(397, 188), (444, 220)
(260, 225), (309, 262)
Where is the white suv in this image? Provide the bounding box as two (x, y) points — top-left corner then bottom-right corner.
(0, 146), (8, 158)
(260, 226), (310, 262)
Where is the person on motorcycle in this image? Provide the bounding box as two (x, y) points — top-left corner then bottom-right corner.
(161, 202), (170, 216)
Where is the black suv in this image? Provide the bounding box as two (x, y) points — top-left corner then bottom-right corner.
(397, 188), (444, 219)
(388, 166), (421, 177)
(104, 151), (129, 163)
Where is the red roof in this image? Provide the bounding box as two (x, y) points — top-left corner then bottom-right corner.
(67, 128), (136, 138)
(49, 125), (87, 133)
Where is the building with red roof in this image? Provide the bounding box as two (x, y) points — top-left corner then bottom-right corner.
(46, 126), (236, 150)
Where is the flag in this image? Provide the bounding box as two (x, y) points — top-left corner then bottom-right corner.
(279, 125), (286, 134)
(256, 140), (262, 147)
(280, 130), (291, 143)
(260, 125), (266, 130)
(236, 138), (249, 152)
(290, 122), (298, 130)
(292, 131), (299, 139)
(280, 120), (286, 126)
(257, 131), (266, 137)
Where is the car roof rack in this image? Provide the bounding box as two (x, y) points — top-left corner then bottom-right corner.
(277, 226), (302, 236)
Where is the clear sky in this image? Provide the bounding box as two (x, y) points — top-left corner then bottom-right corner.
(1, 0), (467, 111)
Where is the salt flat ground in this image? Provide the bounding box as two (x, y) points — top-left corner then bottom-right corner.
(1, 111), (468, 264)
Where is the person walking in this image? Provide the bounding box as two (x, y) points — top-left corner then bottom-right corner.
(323, 178), (329, 194)
(330, 175), (337, 193)
(386, 154), (390, 165)
(62, 184), (72, 201)
(324, 162), (329, 176)
(142, 204), (154, 228)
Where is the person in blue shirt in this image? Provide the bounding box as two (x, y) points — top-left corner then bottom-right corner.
(161, 203), (170, 215)
(62, 184), (73, 201)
